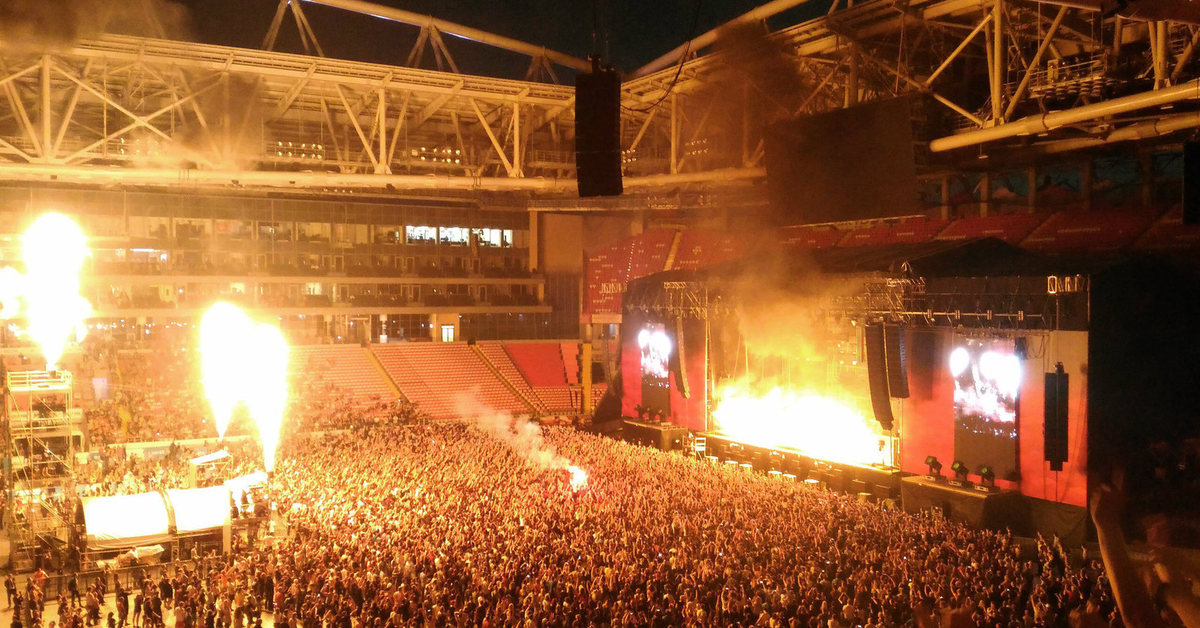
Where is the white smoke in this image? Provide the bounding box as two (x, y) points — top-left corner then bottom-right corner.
(455, 395), (571, 472)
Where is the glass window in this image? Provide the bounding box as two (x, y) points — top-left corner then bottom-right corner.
(470, 228), (514, 248)
(439, 226), (469, 246)
(405, 225), (437, 245)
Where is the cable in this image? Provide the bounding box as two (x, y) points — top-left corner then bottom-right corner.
(625, 0), (704, 114)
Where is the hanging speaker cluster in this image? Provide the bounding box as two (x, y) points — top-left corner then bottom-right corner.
(865, 323), (910, 431)
(575, 62), (623, 198)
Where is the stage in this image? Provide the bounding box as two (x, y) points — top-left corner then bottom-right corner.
(900, 476), (1032, 534)
(704, 432), (903, 499)
(622, 419), (690, 451)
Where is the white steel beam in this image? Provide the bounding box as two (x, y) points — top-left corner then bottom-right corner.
(299, 0), (591, 71)
(930, 77), (1200, 151)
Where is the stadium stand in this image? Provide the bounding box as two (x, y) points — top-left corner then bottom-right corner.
(780, 224), (847, 249)
(372, 343), (532, 418)
(670, 230), (746, 270)
(505, 342), (569, 386)
(288, 345), (397, 407)
(1133, 204), (1200, 251)
(561, 343), (580, 386)
(584, 230), (674, 315)
(837, 218), (951, 248)
(475, 342), (546, 413)
(933, 212), (1050, 244)
(1020, 207), (1163, 252)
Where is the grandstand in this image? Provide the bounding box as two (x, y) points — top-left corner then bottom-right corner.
(1, 1), (1199, 624)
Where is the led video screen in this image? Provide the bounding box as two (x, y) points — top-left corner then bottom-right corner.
(951, 339), (1021, 481)
(638, 325), (672, 414)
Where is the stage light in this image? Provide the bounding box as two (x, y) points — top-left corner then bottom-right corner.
(949, 347), (969, 377)
(996, 354), (1022, 397)
(950, 460), (969, 481)
(977, 464), (995, 487)
(925, 455), (942, 476)
(979, 351), (999, 380)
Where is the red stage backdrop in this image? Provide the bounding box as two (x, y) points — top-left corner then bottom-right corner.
(899, 328), (1088, 507)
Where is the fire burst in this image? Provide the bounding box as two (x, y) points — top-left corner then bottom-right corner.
(199, 302), (290, 471)
(2, 213), (94, 370)
(713, 383), (884, 466)
(568, 465), (589, 491)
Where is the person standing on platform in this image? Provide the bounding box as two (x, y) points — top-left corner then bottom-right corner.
(67, 574), (81, 608)
(131, 590), (142, 628)
(116, 585), (128, 628)
(5, 573), (15, 609)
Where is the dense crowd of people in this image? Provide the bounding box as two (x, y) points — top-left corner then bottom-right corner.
(7, 415), (1200, 627)
(5, 333), (1198, 627)
(14, 422), (1127, 628)
(67, 332), (411, 445)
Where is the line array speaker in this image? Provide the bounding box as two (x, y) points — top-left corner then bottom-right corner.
(1185, 141), (1200, 226)
(884, 324), (909, 398)
(575, 65), (623, 198)
(1044, 363), (1069, 471)
(865, 323), (895, 431)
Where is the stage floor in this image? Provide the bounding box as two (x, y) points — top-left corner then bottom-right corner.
(703, 432), (903, 497)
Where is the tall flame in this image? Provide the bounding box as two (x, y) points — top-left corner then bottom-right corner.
(247, 323), (289, 472)
(199, 302), (253, 439)
(0, 267), (22, 320)
(20, 213), (92, 370)
(198, 302), (290, 471)
(713, 382), (884, 466)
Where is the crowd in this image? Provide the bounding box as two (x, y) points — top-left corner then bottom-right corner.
(73, 332), (414, 445)
(9, 416), (1200, 627)
(73, 439), (264, 498)
(27, 422), (1122, 628)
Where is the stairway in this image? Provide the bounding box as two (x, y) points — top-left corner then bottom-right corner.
(364, 346), (405, 401)
(471, 344), (540, 415)
(663, 230), (683, 271)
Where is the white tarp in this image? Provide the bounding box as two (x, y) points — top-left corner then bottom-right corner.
(167, 486), (231, 533)
(224, 471), (268, 500)
(189, 450), (230, 465)
(83, 492), (170, 550)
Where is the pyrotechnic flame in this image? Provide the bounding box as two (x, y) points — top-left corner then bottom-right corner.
(568, 465), (589, 491)
(20, 212), (92, 370)
(247, 323), (289, 472)
(199, 303), (253, 439)
(0, 267), (21, 319)
(198, 303), (290, 471)
(713, 382), (883, 466)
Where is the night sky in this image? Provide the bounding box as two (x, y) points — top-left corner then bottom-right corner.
(174, 0), (830, 79)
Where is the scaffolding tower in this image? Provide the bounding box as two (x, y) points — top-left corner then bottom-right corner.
(3, 370), (85, 571)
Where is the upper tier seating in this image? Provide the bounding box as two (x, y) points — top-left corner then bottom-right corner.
(838, 219), (951, 247)
(934, 213), (1050, 245)
(1021, 208), (1162, 252)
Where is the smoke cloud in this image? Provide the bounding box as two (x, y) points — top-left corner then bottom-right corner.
(0, 0), (192, 50)
(455, 396), (572, 472)
(716, 252), (864, 365)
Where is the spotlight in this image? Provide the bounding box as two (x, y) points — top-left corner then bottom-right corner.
(950, 460), (970, 487)
(976, 465), (996, 492)
(924, 455), (943, 479)
(949, 347), (969, 377)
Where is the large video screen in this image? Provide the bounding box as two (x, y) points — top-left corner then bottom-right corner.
(638, 325), (672, 415)
(951, 339), (1021, 481)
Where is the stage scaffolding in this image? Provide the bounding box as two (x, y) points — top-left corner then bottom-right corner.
(3, 370), (85, 570)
